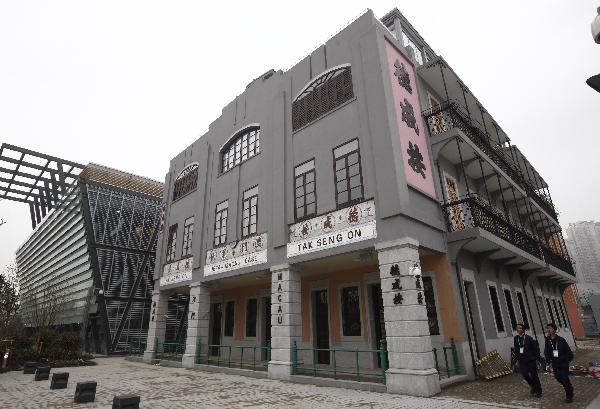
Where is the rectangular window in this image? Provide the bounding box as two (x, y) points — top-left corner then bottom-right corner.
(166, 224), (178, 262)
(214, 200), (228, 246)
(181, 217), (194, 258)
(333, 139), (363, 208)
(245, 298), (258, 338)
(552, 299), (562, 327)
(294, 159), (316, 221)
(503, 289), (518, 331)
(241, 186), (258, 238)
(488, 285), (505, 333)
(558, 300), (568, 328)
(516, 291), (530, 329)
(537, 296), (548, 324)
(224, 300), (235, 337)
(545, 297), (556, 325)
(423, 277), (440, 335)
(341, 286), (361, 336)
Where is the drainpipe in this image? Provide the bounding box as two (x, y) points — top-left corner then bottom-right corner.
(453, 259), (477, 376)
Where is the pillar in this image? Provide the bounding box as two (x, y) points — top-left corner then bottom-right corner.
(268, 263), (301, 380)
(182, 283), (211, 368)
(376, 238), (441, 397)
(143, 290), (169, 363)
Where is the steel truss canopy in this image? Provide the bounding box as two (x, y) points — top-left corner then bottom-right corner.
(0, 143), (85, 227)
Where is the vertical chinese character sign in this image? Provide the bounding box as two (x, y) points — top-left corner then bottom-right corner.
(385, 38), (436, 199)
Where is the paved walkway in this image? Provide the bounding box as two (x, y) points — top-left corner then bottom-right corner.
(0, 357), (526, 409)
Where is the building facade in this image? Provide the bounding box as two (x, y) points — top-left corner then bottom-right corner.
(143, 8), (580, 396)
(566, 221), (600, 295)
(0, 144), (163, 354)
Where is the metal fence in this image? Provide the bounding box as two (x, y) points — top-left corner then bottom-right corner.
(432, 338), (464, 379)
(153, 341), (186, 361)
(291, 340), (387, 384)
(194, 341), (271, 371)
(127, 339), (147, 356)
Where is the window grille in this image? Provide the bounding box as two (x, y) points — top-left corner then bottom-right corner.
(221, 128), (260, 172)
(173, 163), (199, 201)
(241, 186), (258, 238)
(245, 299), (258, 338)
(504, 289), (518, 331)
(333, 140), (363, 208)
(224, 300), (235, 337)
(489, 285), (505, 332)
(423, 277), (440, 335)
(341, 286), (361, 336)
(166, 224), (178, 262)
(214, 200), (228, 246)
(294, 160), (316, 221)
(181, 217), (194, 258)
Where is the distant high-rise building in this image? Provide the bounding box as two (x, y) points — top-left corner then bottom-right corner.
(566, 221), (600, 294)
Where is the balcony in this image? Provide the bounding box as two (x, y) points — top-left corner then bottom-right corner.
(441, 195), (544, 261)
(423, 100), (558, 220)
(542, 246), (575, 276)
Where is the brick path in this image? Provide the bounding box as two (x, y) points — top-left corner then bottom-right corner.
(0, 357), (526, 409)
(440, 344), (600, 409)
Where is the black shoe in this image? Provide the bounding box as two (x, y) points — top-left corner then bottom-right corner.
(535, 392), (542, 398)
(529, 388), (535, 395)
(565, 397), (573, 403)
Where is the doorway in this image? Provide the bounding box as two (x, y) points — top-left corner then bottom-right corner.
(262, 297), (271, 360)
(210, 302), (222, 356)
(463, 281), (485, 358)
(313, 289), (330, 364)
(370, 284), (387, 368)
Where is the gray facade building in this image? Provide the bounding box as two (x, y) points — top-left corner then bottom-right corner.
(143, 8), (577, 396)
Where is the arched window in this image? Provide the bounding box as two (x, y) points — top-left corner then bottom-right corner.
(292, 65), (354, 131)
(221, 126), (260, 172)
(173, 162), (199, 201)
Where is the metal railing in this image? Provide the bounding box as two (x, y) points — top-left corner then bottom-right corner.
(441, 196), (544, 260)
(291, 340), (387, 384)
(194, 341), (271, 371)
(422, 100), (558, 220)
(542, 246), (575, 275)
(432, 338), (464, 379)
(127, 339), (147, 356)
(154, 341), (186, 361)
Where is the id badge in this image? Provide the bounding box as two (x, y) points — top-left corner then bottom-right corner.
(519, 347), (524, 354)
(553, 350), (559, 358)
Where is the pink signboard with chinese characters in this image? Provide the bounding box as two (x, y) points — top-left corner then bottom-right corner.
(384, 38), (436, 198)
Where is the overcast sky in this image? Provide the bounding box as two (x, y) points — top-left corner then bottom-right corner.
(1, 0), (599, 272)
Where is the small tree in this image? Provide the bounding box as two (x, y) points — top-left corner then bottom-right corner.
(0, 262), (20, 339)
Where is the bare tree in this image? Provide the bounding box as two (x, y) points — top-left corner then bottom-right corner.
(0, 262), (20, 338)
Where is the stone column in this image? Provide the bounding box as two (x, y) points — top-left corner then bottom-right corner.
(376, 238), (441, 397)
(268, 264), (301, 380)
(182, 283), (211, 368)
(143, 290), (169, 363)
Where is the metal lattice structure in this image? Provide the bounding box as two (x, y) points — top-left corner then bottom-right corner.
(0, 143), (84, 228)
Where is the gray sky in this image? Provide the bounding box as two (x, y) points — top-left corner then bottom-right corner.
(1, 0), (599, 271)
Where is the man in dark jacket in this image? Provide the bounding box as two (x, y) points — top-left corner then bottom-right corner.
(544, 322), (574, 403)
(514, 323), (542, 397)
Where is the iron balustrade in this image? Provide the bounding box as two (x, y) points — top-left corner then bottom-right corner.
(432, 338), (464, 379)
(291, 340), (387, 384)
(441, 196), (544, 260)
(194, 341), (271, 371)
(127, 339), (147, 356)
(154, 341), (185, 361)
(422, 100), (558, 220)
(542, 246), (575, 276)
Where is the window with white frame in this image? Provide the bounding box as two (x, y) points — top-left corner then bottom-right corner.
(503, 289), (518, 331)
(488, 284), (505, 333)
(515, 290), (530, 329)
(241, 186), (258, 238)
(181, 217), (194, 258)
(221, 127), (260, 172)
(166, 224), (178, 263)
(214, 200), (228, 246)
(294, 159), (316, 221)
(558, 300), (568, 328)
(545, 297), (556, 325)
(551, 298), (563, 328)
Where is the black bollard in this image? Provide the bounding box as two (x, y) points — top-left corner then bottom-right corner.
(34, 367), (50, 381)
(50, 372), (69, 389)
(23, 362), (37, 374)
(74, 381), (97, 403)
(112, 394), (141, 409)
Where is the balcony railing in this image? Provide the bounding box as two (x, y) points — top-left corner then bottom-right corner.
(441, 196), (544, 260)
(423, 101), (558, 220)
(542, 246), (575, 276)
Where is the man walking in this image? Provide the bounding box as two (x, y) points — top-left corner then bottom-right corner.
(544, 322), (574, 403)
(513, 323), (542, 397)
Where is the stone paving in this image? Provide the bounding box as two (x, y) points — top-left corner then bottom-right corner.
(0, 357), (527, 409)
(440, 343), (600, 409)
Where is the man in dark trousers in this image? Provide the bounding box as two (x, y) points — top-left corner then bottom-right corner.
(544, 322), (574, 403)
(513, 323), (542, 397)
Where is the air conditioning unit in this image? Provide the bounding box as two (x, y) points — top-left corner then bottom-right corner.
(592, 7), (600, 44)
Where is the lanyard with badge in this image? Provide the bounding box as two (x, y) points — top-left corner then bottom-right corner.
(551, 338), (559, 358)
(518, 336), (524, 354)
